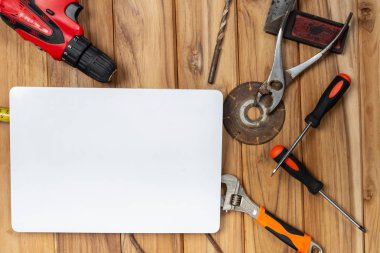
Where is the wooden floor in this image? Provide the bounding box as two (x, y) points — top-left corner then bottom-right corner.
(0, 0), (379, 252)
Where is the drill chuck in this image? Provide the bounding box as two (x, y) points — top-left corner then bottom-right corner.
(62, 36), (116, 83)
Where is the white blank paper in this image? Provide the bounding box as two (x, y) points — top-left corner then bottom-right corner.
(10, 87), (223, 233)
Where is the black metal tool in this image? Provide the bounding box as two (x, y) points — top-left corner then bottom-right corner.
(271, 145), (366, 233)
(271, 74), (351, 176)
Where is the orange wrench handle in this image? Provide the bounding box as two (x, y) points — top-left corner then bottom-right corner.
(256, 207), (312, 253)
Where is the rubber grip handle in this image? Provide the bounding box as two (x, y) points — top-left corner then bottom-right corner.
(257, 207), (312, 253)
(271, 145), (323, 194)
(305, 73), (351, 127)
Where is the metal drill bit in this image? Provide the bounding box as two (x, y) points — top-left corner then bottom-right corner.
(208, 0), (232, 84)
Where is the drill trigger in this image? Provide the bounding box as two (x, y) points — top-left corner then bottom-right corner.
(65, 3), (83, 23)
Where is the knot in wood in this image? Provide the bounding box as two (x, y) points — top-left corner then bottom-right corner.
(364, 189), (374, 201)
(359, 2), (376, 32)
(363, 179), (375, 201)
(187, 46), (203, 74)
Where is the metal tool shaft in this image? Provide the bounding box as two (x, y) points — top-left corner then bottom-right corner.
(271, 122), (312, 176)
(319, 190), (366, 232)
(208, 0), (232, 84)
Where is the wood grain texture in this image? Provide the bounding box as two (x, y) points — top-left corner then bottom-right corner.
(0, 20), (55, 253)
(328, 1), (364, 253)
(113, 0), (177, 89)
(358, 0), (380, 252)
(47, 1), (121, 252)
(0, 0), (379, 252)
(175, 1), (242, 252)
(113, 1), (181, 252)
(298, 1), (363, 252)
(57, 234), (121, 253)
(237, 0), (303, 252)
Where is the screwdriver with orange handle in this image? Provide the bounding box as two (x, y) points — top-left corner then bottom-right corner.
(271, 73), (351, 176)
(270, 145), (366, 233)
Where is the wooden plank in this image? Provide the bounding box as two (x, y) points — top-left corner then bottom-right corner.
(57, 234), (121, 253)
(46, 1), (121, 252)
(0, 1), (377, 253)
(237, 0), (303, 252)
(328, 1), (364, 253)
(175, 0), (243, 252)
(113, 1), (181, 252)
(298, 1), (363, 252)
(113, 0), (177, 89)
(358, 0), (380, 252)
(0, 19), (56, 253)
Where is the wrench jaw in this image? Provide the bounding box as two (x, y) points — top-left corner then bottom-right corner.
(221, 174), (260, 219)
(309, 241), (324, 253)
(221, 174), (240, 212)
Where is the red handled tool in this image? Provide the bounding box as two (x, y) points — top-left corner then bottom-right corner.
(222, 174), (323, 253)
(0, 0), (116, 83)
(271, 73), (351, 176)
(271, 145), (366, 233)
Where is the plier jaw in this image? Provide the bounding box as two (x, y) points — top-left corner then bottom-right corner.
(255, 1), (292, 114)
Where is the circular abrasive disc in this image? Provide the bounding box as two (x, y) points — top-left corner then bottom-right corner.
(223, 82), (285, 145)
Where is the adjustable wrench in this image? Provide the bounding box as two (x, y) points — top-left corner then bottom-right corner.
(221, 174), (323, 253)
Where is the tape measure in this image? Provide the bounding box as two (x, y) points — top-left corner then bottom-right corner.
(0, 107), (10, 123)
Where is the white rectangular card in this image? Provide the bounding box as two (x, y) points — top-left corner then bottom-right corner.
(10, 87), (223, 233)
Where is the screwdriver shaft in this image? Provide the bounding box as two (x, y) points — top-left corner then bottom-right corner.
(271, 123), (312, 176)
(319, 190), (366, 232)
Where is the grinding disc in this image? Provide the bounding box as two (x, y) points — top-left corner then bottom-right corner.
(223, 82), (285, 145)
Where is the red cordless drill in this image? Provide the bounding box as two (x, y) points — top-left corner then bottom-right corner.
(0, 0), (116, 83)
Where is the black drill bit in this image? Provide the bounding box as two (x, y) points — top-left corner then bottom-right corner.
(208, 0), (232, 84)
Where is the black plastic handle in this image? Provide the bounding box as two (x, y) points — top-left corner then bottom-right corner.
(257, 207), (313, 253)
(270, 145), (323, 194)
(305, 73), (351, 128)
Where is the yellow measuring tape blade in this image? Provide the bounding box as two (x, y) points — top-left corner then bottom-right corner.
(0, 107), (10, 123)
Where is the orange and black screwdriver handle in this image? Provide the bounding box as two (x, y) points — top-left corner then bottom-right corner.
(305, 73), (351, 128)
(271, 145), (323, 194)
